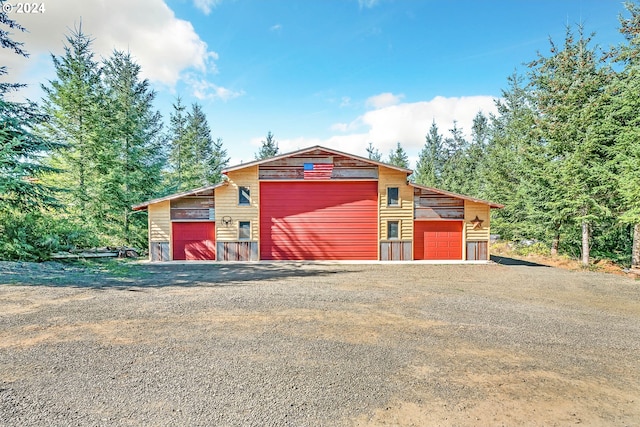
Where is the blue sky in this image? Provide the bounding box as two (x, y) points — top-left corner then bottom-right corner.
(3, 0), (628, 166)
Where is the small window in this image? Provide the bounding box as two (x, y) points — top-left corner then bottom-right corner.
(239, 221), (251, 240)
(387, 221), (399, 239)
(239, 186), (250, 205)
(387, 187), (399, 206)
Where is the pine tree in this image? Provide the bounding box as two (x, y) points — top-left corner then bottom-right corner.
(167, 97), (188, 190)
(255, 131), (278, 160)
(414, 121), (444, 187)
(40, 26), (106, 227)
(483, 72), (542, 242)
(0, 9), (56, 210)
(207, 137), (229, 185)
(528, 25), (613, 266)
(440, 122), (469, 193)
(102, 50), (165, 246)
(366, 142), (382, 161)
(608, 1), (640, 268)
(387, 142), (409, 168)
(463, 112), (490, 197)
(167, 101), (228, 191)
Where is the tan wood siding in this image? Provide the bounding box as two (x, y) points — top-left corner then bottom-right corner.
(414, 188), (464, 219)
(216, 166), (259, 241)
(258, 148), (378, 180)
(170, 196), (215, 220)
(378, 167), (413, 242)
(149, 201), (171, 243)
(464, 201), (491, 241)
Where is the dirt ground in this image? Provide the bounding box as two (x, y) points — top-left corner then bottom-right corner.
(0, 259), (639, 426)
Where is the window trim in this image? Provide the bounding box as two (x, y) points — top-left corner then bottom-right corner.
(238, 186), (251, 206)
(238, 221), (251, 240)
(387, 220), (400, 240)
(387, 187), (400, 207)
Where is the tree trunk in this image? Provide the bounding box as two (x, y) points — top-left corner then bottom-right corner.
(633, 223), (640, 269)
(551, 233), (560, 256)
(581, 220), (590, 267)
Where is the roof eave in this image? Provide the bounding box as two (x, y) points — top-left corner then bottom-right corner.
(222, 145), (413, 175)
(131, 182), (226, 211)
(409, 182), (504, 208)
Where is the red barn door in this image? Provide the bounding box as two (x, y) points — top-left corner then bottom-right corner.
(414, 221), (463, 260)
(260, 181), (378, 260)
(172, 222), (216, 260)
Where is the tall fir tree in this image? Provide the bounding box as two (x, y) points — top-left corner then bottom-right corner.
(607, 1), (640, 267)
(483, 72), (542, 242)
(0, 8), (56, 210)
(255, 131), (278, 160)
(167, 101), (228, 191)
(387, 142), (409, 168)
(528, 25), (613, 265)
(414, 121), (444, 187)
(102, 50), (166, 246)
(440, 122), (469, 193)
(40, 25), (106, 228)
(167, 96), (188, 190)
(207, 137), (229, 185)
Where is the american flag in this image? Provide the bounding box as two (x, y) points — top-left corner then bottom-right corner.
(303, 163), (334, 179)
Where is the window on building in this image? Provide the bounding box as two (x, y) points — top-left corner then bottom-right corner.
(387, 187), (399, 206)
(239, 186), (250, 205)
(239, 221), (251, 240)
(387, 220), (399, 239)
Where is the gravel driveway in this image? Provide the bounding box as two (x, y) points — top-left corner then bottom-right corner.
(0, 260), (639, 426)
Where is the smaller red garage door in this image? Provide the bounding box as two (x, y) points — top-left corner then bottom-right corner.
(414, 221), (462, 260)
(172, 222), (215, 260)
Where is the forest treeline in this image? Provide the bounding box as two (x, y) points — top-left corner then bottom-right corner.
(1, 3), (639, 266)
(368, 3), (640, 267)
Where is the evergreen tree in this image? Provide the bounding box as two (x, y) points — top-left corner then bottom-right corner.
(366, 142), (382, 161)
(414, 121), (444, 187)
(167, 97), (188, 190)
(0, 10), (55, 210)
(483, 73), (542, 242)
(464, 112), (490, 196)
(40, 26), (106, 228)
(440, 122), (469, 193)
(387, 142), (409, 168)
(167, 101), (228, 191)
(528, 25), (613, 265)
(607, 1), (640, 267)
(207, 137), (229, 185)
(102, 50), (166, 246)
(255, 131), (278, 160)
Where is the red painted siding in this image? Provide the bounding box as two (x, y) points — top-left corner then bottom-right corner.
(414, 221), (463, 260)
(172, 222), (216, 260)
(260, 181), (378, 260)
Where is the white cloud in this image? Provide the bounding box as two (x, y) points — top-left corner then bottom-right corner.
(3, 0), (220, 93)
(274, 95), (499, 169)
(365, 92), (404, 109)
(185, 74), (244, 101)
(193, 0), (223, 15)
(270, 24), (282, 31)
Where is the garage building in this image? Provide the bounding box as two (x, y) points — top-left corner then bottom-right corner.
(132, 146), (502, 261)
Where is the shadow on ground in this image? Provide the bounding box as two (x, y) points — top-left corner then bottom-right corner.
(0, 261), (359, 289)
(490, 255), (549, 267)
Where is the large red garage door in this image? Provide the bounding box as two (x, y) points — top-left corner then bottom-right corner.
(172, 222), (216, 260)
(414, 221), (463, 260)
(260, 181), (378, 260)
